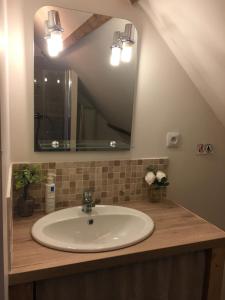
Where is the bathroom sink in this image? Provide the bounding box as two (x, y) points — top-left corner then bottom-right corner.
(31, 205), (154, 252)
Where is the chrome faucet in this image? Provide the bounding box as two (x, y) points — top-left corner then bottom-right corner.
(82, 191), (95, 214)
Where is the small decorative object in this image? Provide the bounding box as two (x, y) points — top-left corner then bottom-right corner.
(145, 166), (169, 202)
(14, 165), (44, 217)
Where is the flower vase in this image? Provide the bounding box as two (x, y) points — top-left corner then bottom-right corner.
(148, 186), (166, 203)
(17, 186), (34, 217)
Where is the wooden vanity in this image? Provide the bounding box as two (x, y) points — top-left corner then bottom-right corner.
(9, 200), (225, 300)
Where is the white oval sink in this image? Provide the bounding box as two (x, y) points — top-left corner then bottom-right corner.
(31, 205), (154, 252)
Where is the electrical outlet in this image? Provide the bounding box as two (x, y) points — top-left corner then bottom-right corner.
(196, 144), (214, 155)
(166, 132), (180, 148)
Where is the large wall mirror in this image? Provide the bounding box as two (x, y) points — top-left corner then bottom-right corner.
(34, 6), (138, 151)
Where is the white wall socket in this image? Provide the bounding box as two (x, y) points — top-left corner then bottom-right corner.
(166, 132), (180, 148)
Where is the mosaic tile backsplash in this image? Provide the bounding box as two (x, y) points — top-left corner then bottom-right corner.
(12, 158), (169, 213)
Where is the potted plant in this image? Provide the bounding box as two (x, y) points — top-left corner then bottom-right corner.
(14, 165), (43, 217)
(145, 166), (169, 202)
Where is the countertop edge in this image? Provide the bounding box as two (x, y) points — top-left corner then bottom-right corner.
(9, 237), (225, 286)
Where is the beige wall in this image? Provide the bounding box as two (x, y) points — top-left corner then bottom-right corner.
(6, 0), (225, 241)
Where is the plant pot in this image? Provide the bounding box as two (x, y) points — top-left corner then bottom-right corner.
(148, 186), (166, 203)
(17, 197), (34, 217)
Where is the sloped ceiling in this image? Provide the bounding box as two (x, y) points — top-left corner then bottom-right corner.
(138, 0), (225, 127)
(60, 18), (137, 132)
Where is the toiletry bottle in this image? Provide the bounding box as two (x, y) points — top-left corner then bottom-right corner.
(45, 173), (56, 214)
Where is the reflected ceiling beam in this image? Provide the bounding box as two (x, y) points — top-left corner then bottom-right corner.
(63, 14), (111, 52)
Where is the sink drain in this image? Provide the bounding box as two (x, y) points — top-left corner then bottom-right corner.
(88, 219), (94, 225)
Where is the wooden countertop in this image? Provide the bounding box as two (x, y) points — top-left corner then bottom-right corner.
(9, 200), (225, 285)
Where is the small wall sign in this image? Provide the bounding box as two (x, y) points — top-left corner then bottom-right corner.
(196, 144), (214, 155)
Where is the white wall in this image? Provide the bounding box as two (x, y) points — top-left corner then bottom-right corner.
(6, 0), (225, 250)
(0, 0), (10, 298)
(138, 0), (225, 130)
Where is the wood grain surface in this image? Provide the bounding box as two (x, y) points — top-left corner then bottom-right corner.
(63, 14), (111, 52)
(204, 248), (225, 300)
(9, 283), (34, 300)
(35, 252), (206, 300)
(9, 200), (225, 285)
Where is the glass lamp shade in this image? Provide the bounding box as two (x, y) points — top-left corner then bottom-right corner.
(110, 46), (121, 66)
(121, 42), (132, 63)
(47, 30), (63, 57)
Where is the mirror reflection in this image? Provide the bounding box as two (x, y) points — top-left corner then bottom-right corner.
(34, 6), (138, 151)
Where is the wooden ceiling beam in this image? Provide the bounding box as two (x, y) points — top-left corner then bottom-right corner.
(63, 14), (111, 52)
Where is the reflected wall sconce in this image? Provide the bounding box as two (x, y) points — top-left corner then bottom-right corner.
(110, 24), (135, 67)
(44, 10), (64, 57)
(110, 31), (122, 66)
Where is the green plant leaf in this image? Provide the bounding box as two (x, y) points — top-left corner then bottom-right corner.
(14, 165), (44, 190)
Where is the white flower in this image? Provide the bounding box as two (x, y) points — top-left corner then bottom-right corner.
(156, 170), (166, 182)
(145, 172), (156, 186)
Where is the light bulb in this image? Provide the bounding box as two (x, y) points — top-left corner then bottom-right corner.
(121, 42), (133, 63)
(110, 46), (121, 66)
(47, 38), (59, 57)
(47, 30), (63, 57)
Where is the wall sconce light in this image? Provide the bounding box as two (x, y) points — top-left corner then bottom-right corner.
(121, 24), (135, 63)
(110, 24), (135, 67)
(110, 31), (122, 66)
(44, 10), (64, 57)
